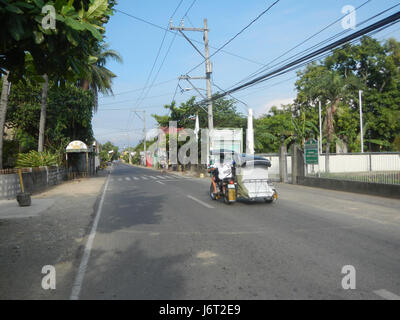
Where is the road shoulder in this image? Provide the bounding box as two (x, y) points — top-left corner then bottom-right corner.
(0, 172), (107, 299)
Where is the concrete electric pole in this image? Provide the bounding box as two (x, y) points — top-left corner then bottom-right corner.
(132, 110), (146, 165)
(170, 18), (213, 130)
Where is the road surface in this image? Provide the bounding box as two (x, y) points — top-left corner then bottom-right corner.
(74, 163), (400, 300)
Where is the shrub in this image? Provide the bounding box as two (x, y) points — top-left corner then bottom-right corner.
(16, 150), (60, 168)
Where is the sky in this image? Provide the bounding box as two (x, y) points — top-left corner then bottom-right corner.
(92, 0), (400, 148)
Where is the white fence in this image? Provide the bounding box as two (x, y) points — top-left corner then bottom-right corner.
(256, 153), (292, 182)
(255, 152), (400, 185)
(307, 153), (400, 173)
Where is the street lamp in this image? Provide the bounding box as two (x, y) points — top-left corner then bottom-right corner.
(359, 90), (364, 153)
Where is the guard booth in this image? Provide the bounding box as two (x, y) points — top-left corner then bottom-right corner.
(66, 140), (97, 179)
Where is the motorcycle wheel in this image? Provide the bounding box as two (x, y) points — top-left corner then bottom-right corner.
(210, 184), (217, 200)
(224, 188), (231, 205)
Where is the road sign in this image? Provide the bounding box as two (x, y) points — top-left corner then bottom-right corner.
(305, 139), (319, 165)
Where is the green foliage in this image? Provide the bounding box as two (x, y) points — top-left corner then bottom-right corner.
(153, 96), (246, 129)
(6, 81), (95, 151)
(99, 141), (119, 162)
(0, 0), (117, 82)
(2, 140), (19, 168)
(16, 150), (60, 168)
(294, 36), (400, 152)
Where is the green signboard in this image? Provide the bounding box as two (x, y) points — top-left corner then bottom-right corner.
(305, 139), (319, 165)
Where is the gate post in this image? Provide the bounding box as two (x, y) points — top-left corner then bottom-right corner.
(292, 144), (305, 184)
(279, 138), (287, 183)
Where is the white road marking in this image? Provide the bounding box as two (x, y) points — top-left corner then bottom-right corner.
(125, 177), (131, 181)
(70, 174), (110, 300)
(187, 195), (215, 209)
(374, 289), (400, 300)
(133, 176), (139, 180)
(141, 176), (148, 180)
(149, 176), (157, 180)
(117, 178), (122, 181)
(156, 176), (167, 179)
(156, 181), (165, 185)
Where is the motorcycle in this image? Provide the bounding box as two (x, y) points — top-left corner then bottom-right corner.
(209, 165), (238, 205)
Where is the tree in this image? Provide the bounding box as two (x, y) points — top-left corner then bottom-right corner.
(80, 43), (123, 111)
(153, 96), (246, 129)
(6, 81), (95, 153)
(0, 71), (10, 169)
(99, 141), (119, 162)
(0, 0), (117, 165)
(38, 74), (48, 152)
(0, 0), (116, 81)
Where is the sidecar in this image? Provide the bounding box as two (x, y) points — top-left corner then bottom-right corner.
(235, 155), (278, 203)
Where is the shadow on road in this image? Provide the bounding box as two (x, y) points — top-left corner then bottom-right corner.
(97, 190), (165, 234)
(80, 240), (189, 299)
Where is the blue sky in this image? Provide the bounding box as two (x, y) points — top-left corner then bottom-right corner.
(93, 0), (400, 148)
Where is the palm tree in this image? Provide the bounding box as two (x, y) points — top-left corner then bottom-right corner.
(80, 43), (123, 111)
(38, 74), (48, 152)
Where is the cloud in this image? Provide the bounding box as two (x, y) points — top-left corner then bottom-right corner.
(263, 97), (295, 113)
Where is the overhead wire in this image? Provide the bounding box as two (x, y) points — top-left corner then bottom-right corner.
(185, 0), (281, 75)
(195, 10), (400, 106)
(228, 2), (400, 91)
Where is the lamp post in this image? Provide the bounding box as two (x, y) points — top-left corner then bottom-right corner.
(359, 90), (364, 153)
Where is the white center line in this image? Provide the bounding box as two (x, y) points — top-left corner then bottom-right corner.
(70, 174), (110, 300)
(374, 289), (400, 300)
(187, 195), (215, 209)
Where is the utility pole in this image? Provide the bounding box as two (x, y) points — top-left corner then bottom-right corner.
(143, 110), (146, 155)
(132, 110), (146, 165)
(170, 19), (213, 130)
(359, 90), (364, 153)
(203, 19), (213, 131)
(319, 100), (322, 155)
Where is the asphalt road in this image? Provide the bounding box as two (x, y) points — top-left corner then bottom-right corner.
(75, 162), (400, 300)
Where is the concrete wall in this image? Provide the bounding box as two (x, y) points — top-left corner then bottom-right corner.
(297, 176), (400, 199)
(257, 153), (292, 181)
(308, 153), (400, 174)
(0, 167), (67, 200)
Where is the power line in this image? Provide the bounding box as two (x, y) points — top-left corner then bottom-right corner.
(134, 0), (197, 118)
(223, 4), (400, 93)
(114, 8), (267, 67)
(99, 91), (178, 107)
(198, 10), (400, 105)
(231, 0), (373, 89)
(125, 0), (185, 133)
(183, 0), (197, 18)
(212, 82), (248, 114)
(99, 78), (177, 98)
(185, 0), (281, 75)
